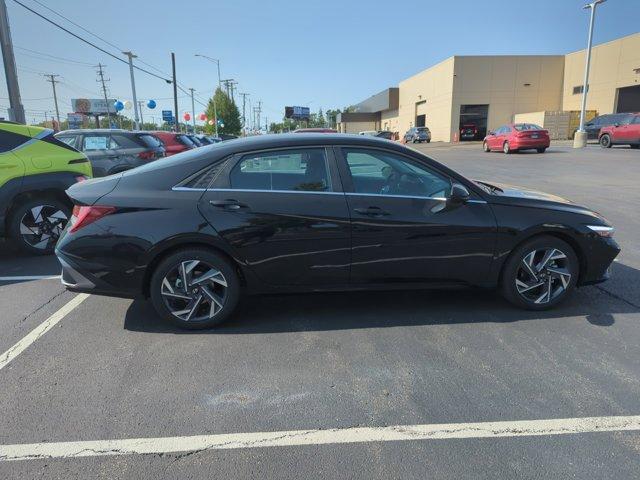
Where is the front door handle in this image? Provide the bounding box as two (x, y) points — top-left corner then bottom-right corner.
(354, 206), (390, 216)
(209, 199), (248, 210)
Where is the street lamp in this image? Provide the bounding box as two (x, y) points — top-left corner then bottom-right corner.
(194, 54), (221, 136)
(574, 0), (607, 148)
(194, 54), (221, 89)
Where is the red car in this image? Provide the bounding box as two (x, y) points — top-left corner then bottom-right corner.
(150, 131), (196, 156)
(483, 123), (550, 154)
(598, 113), (640, 149)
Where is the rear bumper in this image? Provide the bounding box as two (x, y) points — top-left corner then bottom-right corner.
(511, 138), (550, 149)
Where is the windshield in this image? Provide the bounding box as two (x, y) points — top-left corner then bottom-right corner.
(514, 123), (543, 131)
(137, 134), (162, 148)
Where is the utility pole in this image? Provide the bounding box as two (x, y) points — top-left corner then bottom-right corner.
(0, 0), (25, 123)
(189, 88), (196, 133)
(96, 63), (111, 129)
(574, 0), (607, 148)
(123, 51), (140, 130)
(256, 100), (262, 132)
(265, 116), (268, 133)
(171, 52), (179, 133)
(239, 92), (249, 133)
(44, 74), (61, 127)
(137, 101), (145, 129)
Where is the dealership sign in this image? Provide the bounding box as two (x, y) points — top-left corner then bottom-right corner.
(71, 98), (117, 115)
(67, 113), (84, 129)
(284, 106), (310, 120)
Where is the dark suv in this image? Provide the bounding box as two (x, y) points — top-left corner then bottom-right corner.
(578, 113), (632, 140)
(404, 127), (431, 143)
(55, 129), (165, 177)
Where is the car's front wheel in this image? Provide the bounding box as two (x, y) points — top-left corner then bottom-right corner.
(599, 134), (612, 148)
(500, 236), (578, 310)
(150, 248), (241, 329)
(483, 141), (490, 152)
(537, 147), (547, 153)
(8, 197), (70, 255)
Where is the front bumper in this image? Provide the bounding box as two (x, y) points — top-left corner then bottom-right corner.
(578, 236), (620, 286)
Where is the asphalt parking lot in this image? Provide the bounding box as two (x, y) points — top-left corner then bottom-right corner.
(1, 142), (639, 479)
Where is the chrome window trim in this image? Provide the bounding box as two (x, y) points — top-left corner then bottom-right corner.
(172, 186), (207, 192)
(206, 188), (344, 196)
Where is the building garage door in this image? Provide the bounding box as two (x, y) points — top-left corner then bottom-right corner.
(459, 105), (489, 140)
(616, 85), (640, 113)
(415, 101), (427, 127)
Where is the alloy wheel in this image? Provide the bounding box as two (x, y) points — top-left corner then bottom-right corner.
(515, 248), (572, 305)
(19, 205), (68, 251)
(160, 260), (228, 322)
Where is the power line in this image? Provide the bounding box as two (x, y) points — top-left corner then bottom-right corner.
(14, 45), (95, 66)
(10, 0), (172, 83)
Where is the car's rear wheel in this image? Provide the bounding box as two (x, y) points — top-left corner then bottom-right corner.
(503, 141), (513, 154)
(150, 248), (241, 329)
(500, 236), (578, 310)
(599, 134), (612, 148)
(8, 197), (70, 255)
(426, 139), (430, 143)
(483, 141), (490, 152)
(537, 147), (547, 153)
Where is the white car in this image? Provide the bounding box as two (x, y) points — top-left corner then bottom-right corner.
(358, 130), (378, 136)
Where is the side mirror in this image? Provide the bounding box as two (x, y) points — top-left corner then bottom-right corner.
(449, 183), (470, 205)
(488, 131), (495, 136)
(614, 123), (620, 128)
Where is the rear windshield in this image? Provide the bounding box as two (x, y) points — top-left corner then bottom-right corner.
(417, 127), (429, 132)
(137, 134), (162, 148)
(514, 124), (543, 131)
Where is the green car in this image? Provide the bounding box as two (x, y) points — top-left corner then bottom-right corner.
(0, 121), (92, 255)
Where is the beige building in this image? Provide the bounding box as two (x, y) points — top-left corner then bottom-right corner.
(337, 32), (640, 142)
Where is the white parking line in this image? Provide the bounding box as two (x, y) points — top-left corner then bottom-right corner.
(0, 293), (89, 372)
(0, 275), (60, 281)
(1, 415), (638, 462)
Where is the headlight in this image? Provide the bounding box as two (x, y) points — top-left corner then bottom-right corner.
(586, 225), (615, 238)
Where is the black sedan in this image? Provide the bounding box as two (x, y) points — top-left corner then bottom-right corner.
(56, 134), (620, 329)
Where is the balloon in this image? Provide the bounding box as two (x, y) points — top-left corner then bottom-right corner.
(199, 113), (207, 121)
(183, 112), (191, 121)
(113, 101), (124, 112)
(207, 119), (214, 125)
(146, 99), (156, 109)
(124, 100), (133, 110)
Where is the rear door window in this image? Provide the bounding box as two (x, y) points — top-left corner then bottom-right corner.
(0, 129), (29, 153)
(111, 133), (142, 149)
(56, 135), (79, 149)
(82, 135), (110, 151)
(229, 148), (332, 192)
(137, 134), (162, 148)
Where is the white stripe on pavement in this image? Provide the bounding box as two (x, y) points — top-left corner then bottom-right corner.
(0, 293), (89, 372)
(1, 415), (639, 462)
(0, 275), (60, 281)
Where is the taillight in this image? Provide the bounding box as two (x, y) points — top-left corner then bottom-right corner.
(69, 206), (116, 233)
(138, 151), (155, 160)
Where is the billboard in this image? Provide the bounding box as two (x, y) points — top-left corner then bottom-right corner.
(71, 98), (117, 115)
(284, 106), (310, 120)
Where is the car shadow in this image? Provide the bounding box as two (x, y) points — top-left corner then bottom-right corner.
(124, 262), (640, 335)
(0, 240), (61, 285)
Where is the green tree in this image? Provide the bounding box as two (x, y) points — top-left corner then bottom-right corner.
(205, 88), (242, 135)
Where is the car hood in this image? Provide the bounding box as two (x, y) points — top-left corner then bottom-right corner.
(477, 181), (573, 204)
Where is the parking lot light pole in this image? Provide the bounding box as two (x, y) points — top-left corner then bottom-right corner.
(194, 54), (220, 136)
(123, 51), (140, 130)
(574, 0), (606, 148)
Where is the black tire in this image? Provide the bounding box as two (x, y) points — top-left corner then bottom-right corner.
(149, 248), (241, 329)
(8, 197), (70, 255)
(483, 141), (490, 152)
(630, 144), (639, 149)
(503, 141), (513, 154)
(426, 139), (430, 143)
(599, 134), (612, 148)
(500, 235), (579, 311)
(537, 147), (547, 153)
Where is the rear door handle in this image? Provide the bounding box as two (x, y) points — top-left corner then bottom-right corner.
(354, 206), (390, 216)
(209, 199), (248, 210)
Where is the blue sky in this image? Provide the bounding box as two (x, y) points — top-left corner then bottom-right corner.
(2, 0), (639, 126)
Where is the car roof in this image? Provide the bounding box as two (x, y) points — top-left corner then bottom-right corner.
(58, 129), (145, 135)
